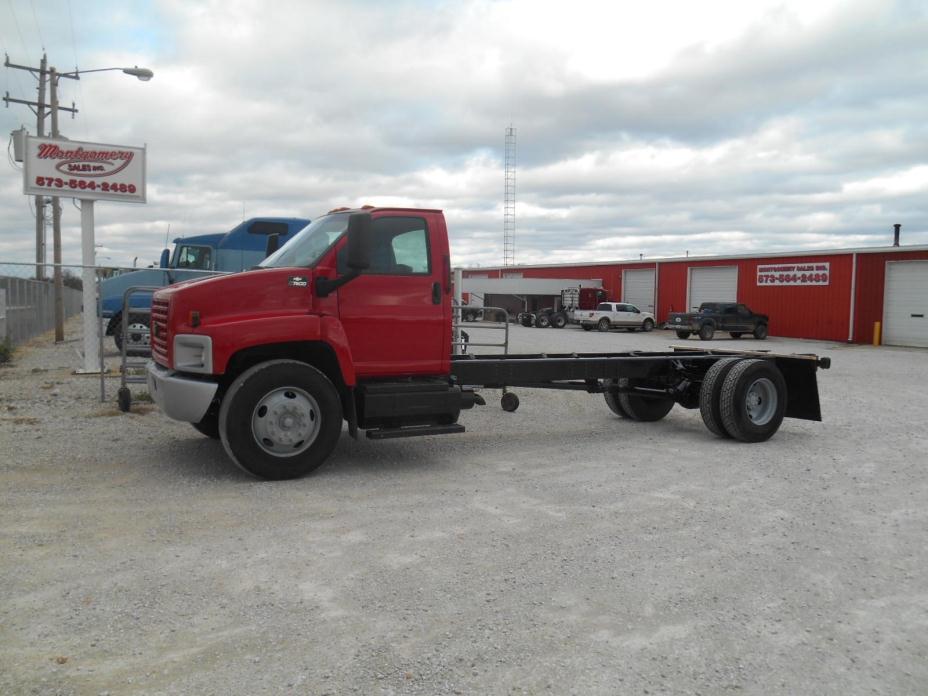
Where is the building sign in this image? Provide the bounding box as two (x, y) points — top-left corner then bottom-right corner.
(757, 262), (830, 286)
(23, 136), (146, 204)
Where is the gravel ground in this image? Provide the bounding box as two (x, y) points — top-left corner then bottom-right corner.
(1, 318), (926, 695)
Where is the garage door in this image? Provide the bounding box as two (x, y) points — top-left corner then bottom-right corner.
(689, 266), (738, 311)
(622, 269), (655, 312)
(883, 261), (928, 348)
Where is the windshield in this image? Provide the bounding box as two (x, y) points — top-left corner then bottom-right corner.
(259, 215), (348, 268)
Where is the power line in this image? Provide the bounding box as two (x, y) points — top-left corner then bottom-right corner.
(29, 0), (44, 51)
(6, 0), (33, 58)
(66, 0), (85, 132)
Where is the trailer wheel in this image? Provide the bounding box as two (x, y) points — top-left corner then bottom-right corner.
(675, 330), (691, 339)
(520, 314), (534, 328)
(719, 359), (787, 442)
(597, 318), (611, 332)
(753, 323), (768, 340)
(192, 411), (220, 439)
(535, 313), (551, 329)
(501, 391), (520, 412)
(582, 324), (593, 331)
(219, 360), (343, 480)
(698, 358), (741, 438)
(602, 378), (629, 418)
(730, 332), (743, 339)
(642, 319), (654, 332)
(552, 313), (568, 329)
(618, 392), (674, 421)
(698, 323), (715, 340)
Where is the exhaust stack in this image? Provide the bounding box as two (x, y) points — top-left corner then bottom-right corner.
(893, 223), (901, 247)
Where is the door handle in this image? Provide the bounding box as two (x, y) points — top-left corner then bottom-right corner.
(432, 282), (441, 305)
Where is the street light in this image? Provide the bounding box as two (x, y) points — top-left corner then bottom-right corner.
(57, 65), (155, 81)
(46, 64), (153, 354)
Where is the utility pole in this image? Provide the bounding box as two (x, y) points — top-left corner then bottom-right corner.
(4, 54), (78, 341)
(49, 68), (64, 342)
(34, 55), (47, 279)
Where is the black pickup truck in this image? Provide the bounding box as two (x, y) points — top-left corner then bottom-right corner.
(665, 302), (769, 340)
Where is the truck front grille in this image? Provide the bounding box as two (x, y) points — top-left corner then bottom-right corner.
(151, 298), (170, 366)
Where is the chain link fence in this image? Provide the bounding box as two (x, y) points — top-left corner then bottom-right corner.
(0, 264), (84, 346)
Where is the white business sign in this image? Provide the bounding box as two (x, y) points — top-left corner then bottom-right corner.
(757, 262), (830, 286)
(23, 136), (146, 204)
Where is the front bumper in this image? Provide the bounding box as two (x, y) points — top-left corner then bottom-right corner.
(665, 320), (698, 331)
(146, 361), (218, 423)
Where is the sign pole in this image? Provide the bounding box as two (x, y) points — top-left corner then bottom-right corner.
(78, 199), (100, 373)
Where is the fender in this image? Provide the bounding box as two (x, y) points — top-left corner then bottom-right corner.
(206, 313), (357, 386)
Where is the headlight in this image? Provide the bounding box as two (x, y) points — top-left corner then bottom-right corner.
(173, 334), (213, 374)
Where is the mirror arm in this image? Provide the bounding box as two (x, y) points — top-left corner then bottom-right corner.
(315, 269), (362, 298)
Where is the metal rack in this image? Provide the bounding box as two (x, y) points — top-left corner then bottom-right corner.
(116, 285), (159, 412)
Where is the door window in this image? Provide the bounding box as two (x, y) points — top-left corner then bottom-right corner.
(175, 245), (212, 270)
(369, 217), (429, 275)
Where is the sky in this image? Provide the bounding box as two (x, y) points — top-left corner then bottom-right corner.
(1, 0), (926, 272)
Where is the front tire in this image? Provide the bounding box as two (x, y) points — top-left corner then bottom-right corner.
(642, 319), (654, 332)
(698, 323), (715, 340)
(597, 318), (611, 332)
(192, 410), (220, 439)
(218, 360), (343, 480)
(753, 323), (768, 340)
(719, 359), (787, 442)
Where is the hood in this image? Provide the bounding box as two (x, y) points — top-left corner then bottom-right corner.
(155, 267), (315, 326)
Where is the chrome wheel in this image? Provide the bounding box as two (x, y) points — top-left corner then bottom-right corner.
(251, 387), (320, 457)
(127, 322), (150, 347)
(744, 377), (777, 425)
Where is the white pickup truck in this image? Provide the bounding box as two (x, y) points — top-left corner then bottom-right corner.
(580, 302), (656, 332)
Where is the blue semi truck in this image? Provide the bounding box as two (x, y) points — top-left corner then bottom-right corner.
(102, 217), (310, 350)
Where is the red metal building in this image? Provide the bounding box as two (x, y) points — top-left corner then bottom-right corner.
(462, 244), (928, 347)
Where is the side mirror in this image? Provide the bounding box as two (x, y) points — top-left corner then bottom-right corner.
(265, 233), (280, 258)
(346, 213), (371, 270)
(314, 213), (372, 298)
(159, 248), (170, 268)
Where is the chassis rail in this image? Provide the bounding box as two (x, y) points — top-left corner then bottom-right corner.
(450, 348), (829, 422)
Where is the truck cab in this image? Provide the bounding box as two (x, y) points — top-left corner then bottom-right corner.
(580, 302), (656, 333)
(100, 217), (309, 349)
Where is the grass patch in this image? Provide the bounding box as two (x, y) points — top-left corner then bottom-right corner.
(1, 416), (39, 425)
(0, 338), (12, 364)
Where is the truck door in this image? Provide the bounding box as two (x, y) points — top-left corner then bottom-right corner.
(336, 214), (447, 377)
(734, 304), (753, 332)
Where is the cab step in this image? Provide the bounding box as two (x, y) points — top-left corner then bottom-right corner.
(365, 424), (465, 440)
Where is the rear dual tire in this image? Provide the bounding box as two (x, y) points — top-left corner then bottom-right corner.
(700, 358), (786, 442)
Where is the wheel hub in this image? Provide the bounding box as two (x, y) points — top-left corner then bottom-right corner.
(744, 377), (777, 425)
(252, 387), (320, 457)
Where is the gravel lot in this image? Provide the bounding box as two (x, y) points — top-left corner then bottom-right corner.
(1, 318), (926, 695)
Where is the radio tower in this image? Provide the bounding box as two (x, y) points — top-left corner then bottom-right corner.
(503, 125), (516, 266)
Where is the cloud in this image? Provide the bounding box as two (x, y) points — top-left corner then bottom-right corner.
(0, 0), (926, 275)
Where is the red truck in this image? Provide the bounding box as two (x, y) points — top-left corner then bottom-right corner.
(146, 207), (830, 480)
